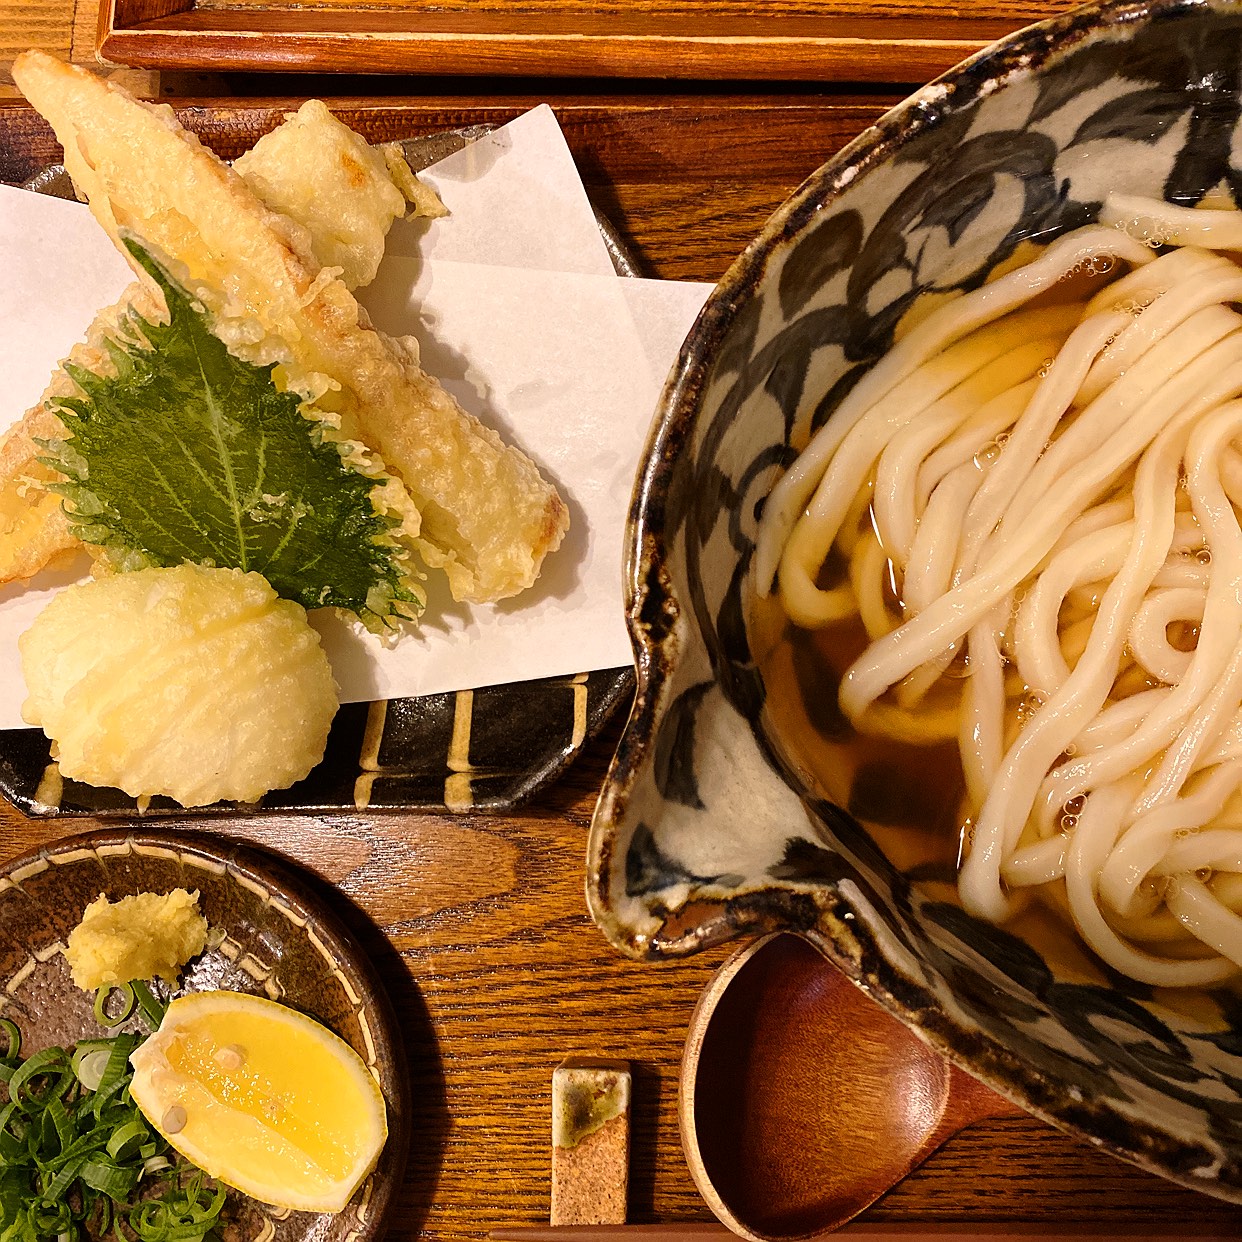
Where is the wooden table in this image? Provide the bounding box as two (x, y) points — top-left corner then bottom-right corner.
(3, 7), (1242, 1239)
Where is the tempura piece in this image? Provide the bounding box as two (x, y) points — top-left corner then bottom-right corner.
(0, 100), (433, 588)
(381, 143), (449, 223)
(20, 564), (338, 806)
(0, 283), (162, 584)
(12, 52), (568, 603)
(234, 99), (441, 291)
(0, 409), (73, 582)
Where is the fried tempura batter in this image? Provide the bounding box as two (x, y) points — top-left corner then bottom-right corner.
(234, 99), (442, 292)
(0, 284), (162, 583)
(7, 54), (568, 603)
(0, 415), (72, 582)
(0, 100), (434, 588)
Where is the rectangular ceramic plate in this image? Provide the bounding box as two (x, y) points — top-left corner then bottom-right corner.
(0, 107), (634, 818)
(1, 88), (907, 812)
(97, 0), (1075, 83)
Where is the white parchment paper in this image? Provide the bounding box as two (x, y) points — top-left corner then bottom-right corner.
(0, 106), (712, 728)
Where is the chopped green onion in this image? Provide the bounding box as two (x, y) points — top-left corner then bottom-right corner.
(46, 1094), (75, 1151)
(31, 1198), (71, 1233)
(9, 1046), (71, 1112)
(106, 1119), (149, 1163)
(91, 1037), (139, 1120)
(0, 989), (226, 1242)
(43, 1153), (86, 1202)
(80, 1156), (140, 1201)
(94, 1195), (113, 1236)
(0, 1020), (21, 1062)
(129, 1173), (226, 1242)
(94, 983), (137, 1028)
(71, 1046), (112, 1092)
(129, 981), (167, 1033)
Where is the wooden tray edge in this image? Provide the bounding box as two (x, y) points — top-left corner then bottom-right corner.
(94, 1), (1051, 82)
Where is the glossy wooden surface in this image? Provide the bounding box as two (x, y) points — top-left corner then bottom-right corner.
(93, 0), (1080, 82)
(0, 0), (158, 97)
(2, 83), (1242, 1239)
(681, 935), (1023, 1242)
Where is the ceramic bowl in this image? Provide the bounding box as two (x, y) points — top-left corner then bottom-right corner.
(588, 0), (1242, 1200)
(0, 830), (409, 1239)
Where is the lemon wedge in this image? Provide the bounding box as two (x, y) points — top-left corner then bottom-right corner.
(128, 991), (387, 1212)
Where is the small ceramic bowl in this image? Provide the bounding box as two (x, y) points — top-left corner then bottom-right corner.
(588, 0), (1242, 1200)
(0, 830), (409, 1239)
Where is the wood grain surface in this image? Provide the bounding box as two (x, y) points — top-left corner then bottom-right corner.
(94, 0), (1081, 83)
(0, 0), (156, 97)
(3, 90), (1242, 1239)
(1, 0), (75, 90)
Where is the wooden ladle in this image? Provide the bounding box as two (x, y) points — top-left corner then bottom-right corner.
(680, 932), (1022, 1241)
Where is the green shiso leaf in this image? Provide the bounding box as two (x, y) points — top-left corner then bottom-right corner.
(43, 238), (422, 629)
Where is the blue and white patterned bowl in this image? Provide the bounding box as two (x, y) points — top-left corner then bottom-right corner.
(588, 0), (1242, 1200)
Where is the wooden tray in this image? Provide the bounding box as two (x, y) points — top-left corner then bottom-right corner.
(5, 94), (1242, 1239)
(96, 1), (1077, 83)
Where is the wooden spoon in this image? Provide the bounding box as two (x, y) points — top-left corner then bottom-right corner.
(680, 932), (1022, 1241)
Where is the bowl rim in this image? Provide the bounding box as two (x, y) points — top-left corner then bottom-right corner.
(587, 0), (1242, 1203)
(591, 0), (1206, 955)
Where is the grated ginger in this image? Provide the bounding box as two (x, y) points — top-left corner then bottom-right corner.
(65, 889), (208, 991)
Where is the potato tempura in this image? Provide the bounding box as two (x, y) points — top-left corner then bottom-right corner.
(20, 565), (338, 806)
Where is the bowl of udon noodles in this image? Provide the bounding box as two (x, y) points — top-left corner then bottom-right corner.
(588, 0), (1242, 1200)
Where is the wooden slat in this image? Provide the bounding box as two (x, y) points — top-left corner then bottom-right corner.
(94, 0), (1079, 82)
(198, 0), (1066, 14)
(0, 0), (160, 100)
(0, 0), (74, 93)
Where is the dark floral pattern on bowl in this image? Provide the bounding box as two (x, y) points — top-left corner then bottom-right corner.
(588, 0), (1242, 1200)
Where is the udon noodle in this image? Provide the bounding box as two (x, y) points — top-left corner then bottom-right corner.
(755, 194), (1242, 988)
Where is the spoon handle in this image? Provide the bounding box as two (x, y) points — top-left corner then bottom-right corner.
(938, 1062), (1025, 1144)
